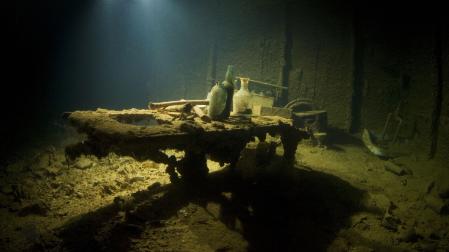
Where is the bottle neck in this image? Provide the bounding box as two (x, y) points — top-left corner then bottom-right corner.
(224, 65), (234, 83)
(241, 82), (249, 91)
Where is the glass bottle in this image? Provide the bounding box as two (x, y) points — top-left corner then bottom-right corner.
(208, 81), (227, 120)
(233, 77), (252, 114)
(221, 65), (235, 118)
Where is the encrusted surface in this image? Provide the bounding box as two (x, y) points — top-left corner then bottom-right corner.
(65, 108), (308, 182)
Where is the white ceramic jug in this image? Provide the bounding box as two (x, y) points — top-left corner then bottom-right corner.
(233, 77), (252, 114)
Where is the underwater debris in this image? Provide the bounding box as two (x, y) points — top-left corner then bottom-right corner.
(148, 99), (209, 110)
(64, 108), (308, 183)
(192, 105), (211, 122)
(362, 129), (386, 157)
(74, 156), (94, 170)
(384, 161), (412, 176)
(381, 211), (401, 231)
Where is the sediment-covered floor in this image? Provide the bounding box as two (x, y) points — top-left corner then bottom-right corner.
(0, 132), (448, 251)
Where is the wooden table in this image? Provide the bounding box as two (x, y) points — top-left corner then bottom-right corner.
(64, 108), (308, 183)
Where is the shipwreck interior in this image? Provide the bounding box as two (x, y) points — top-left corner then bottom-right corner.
(2, 0), (449, 251)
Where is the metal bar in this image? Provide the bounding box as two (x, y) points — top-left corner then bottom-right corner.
(149, 100), (209, 109)
(236, 76), (288, 90)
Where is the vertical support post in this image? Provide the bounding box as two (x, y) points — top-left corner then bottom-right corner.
(277, 1), (293, 107)
(349, 3), (365, 133)
(280, 126), (306, 163)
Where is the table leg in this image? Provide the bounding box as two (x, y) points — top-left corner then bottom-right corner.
(280, 128), (303, 162)
(177, 150), (209, 182)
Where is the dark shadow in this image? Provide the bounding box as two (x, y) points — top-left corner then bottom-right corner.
(326, 127), (364, 147)
(315, 127), (364, 153)
(56, 163), (368, 252)
(325, 144), (346, 152)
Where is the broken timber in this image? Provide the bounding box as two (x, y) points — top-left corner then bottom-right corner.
(149, 99), (209, 109)
(64, 108), (308, 183)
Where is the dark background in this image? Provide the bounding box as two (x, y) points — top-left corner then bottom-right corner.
(3, 0), (448, 161)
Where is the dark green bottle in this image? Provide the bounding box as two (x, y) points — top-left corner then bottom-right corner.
(221, 65), (235, 118)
